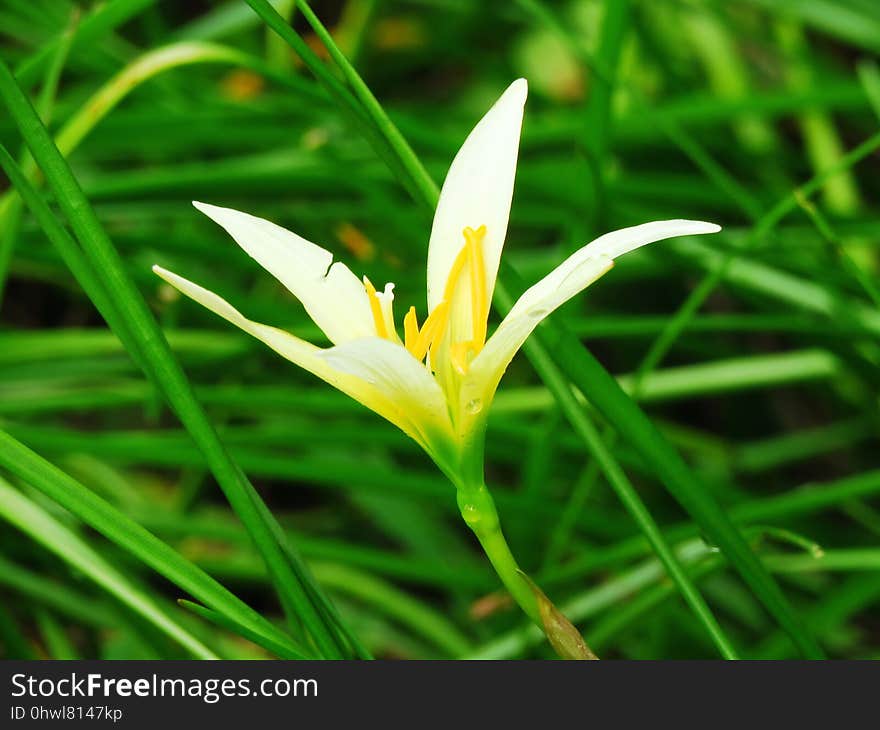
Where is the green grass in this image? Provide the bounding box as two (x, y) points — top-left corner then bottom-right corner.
(1, 0), (879, 659)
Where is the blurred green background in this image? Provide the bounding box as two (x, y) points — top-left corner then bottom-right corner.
(1, 0), (879, 659)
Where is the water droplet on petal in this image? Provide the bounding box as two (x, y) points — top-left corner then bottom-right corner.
(465, 398), (483, 414)
(528, 308), (548, 319)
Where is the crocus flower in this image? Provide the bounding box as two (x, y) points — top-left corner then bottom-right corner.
(154, 79), (719, 655)
(154, 78), (719, 486)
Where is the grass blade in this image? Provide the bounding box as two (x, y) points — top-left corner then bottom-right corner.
(0, 57), (358, 659)
(494, 280), (739, 660)
(523, 302), (823, 658)
(0, 428), (309, 659)
(0, 476), (218, 659)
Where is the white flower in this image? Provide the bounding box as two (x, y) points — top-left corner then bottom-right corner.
(153, 79), (719, 480)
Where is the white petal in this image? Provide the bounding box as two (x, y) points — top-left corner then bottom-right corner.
(318, 338), (453, 449)
(426, 79), (527, 337)
(153, 266), (447, 446)
(153, 265), (323, 367)
(193, 201), (374, 344)
(562, 219), (721, 265)
(464, 220), (722, 406)
(507, 220), (721, 321)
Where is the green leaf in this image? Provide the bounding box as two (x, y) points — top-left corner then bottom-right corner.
(495, 279), (739, 660)
(0, 58), (359, 659)
(0, 475), (218, 659)
(177, 601), (303, 659)
(524, 304), (823, 658)
(0, 428), (309, 659)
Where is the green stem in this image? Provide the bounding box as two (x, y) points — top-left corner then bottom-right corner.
(456, 482), (539, 624)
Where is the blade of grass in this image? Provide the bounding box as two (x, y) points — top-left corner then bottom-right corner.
(34, 609), (79, 660)
(630, 129), (880, 392)
(0, 58), (359, 659)
(0, 475), (218, 659)
(0, 428), (310, 658)
(0, 8), (77, 305)
(0, 555), (120, 629)
(283, 0), (439, 209)
(581, 0), (629, 164)
(521, 302), (823, 657)
(0, 40), (326, 302)
(242, 0), (431, 210)
(177, 600), (303, 659)
(311, 562), (473, 657)
(13, 0), (157, 87)
(495, 279), (738, 659)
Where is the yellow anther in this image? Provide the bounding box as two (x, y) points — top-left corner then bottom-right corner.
(464, 225), (488, 348)
(363, 277), (389, 339)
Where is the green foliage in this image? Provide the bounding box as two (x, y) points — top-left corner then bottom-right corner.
(1, 0), (879, 659)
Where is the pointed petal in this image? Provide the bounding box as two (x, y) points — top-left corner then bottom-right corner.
(464, 220), (722, 406)
(153, 266), (449, 446)
(193, 201), (374, 344)
(426, 79), (527, 337)
(153, 265), (323, 367)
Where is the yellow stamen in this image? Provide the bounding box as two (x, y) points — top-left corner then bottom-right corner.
(403, 306), (419, 353)
(396, 225), (489, 372)
(442, 239), (470, 304)
(415, 301), (449, 362)
(405, 302), (450, 362)
(363, 277), (389, 339)
(464, 225), (488, 347)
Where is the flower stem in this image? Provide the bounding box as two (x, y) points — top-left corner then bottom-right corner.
(456, 482), (540, 626)
(456, 482), (597, 658)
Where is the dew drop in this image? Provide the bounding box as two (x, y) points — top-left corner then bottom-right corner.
(460, 502), (481, 526)
(465, 398), (483, 415)
(528, 308), (548, 319)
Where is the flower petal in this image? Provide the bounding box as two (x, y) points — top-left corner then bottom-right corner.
(318, 337), (453, 453)
(426, 79), (527, 341)
(153, 265), (323, 366)
(464, 220), (722, 406)
(193, 201), (374, 344)
(153, 266), (450, 447)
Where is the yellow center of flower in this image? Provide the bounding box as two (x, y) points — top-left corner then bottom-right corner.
(363, 225), (489, 374)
